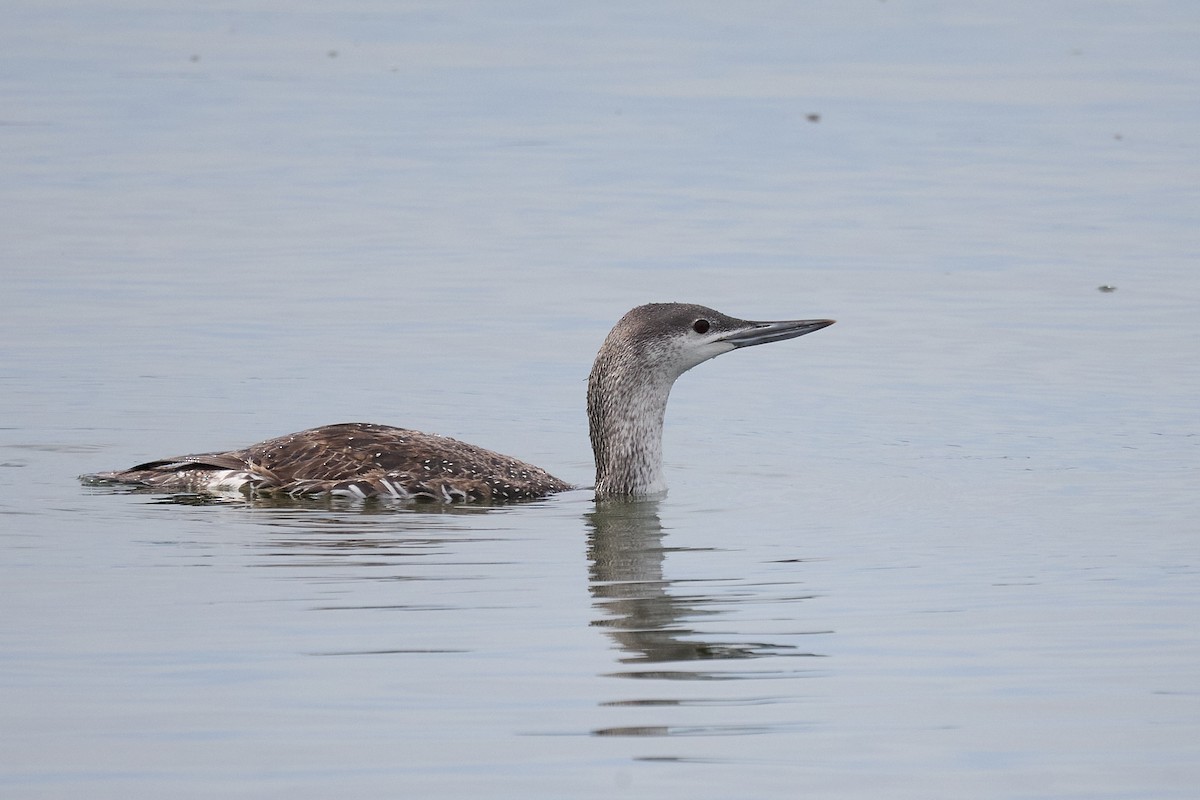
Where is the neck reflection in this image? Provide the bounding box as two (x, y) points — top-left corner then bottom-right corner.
(586, 500), (817, 667)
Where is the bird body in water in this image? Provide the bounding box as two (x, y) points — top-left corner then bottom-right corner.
(82, 303), (834, 502)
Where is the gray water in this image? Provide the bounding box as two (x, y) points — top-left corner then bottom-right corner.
(2, 2), (1198, 798)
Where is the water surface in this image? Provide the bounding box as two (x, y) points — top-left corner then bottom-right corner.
(2, 2), (1198, 798)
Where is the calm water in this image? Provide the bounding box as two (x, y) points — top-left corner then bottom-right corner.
(2, 2), (1198, 798)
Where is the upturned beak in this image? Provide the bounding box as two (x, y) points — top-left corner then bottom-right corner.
(719, 318), (836, 348)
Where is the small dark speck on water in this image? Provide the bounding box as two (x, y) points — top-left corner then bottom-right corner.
(806, 113), (821, 123)
(1098, 285), (1117, 292)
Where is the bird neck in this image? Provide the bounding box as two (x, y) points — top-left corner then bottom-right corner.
(587, 348), (676, 499)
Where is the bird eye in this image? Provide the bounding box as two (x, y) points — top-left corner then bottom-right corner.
(692, 319), (710, 334)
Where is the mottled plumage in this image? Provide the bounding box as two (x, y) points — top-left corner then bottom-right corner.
(83, 303), (833, 503)
(84, 422), (570, 502)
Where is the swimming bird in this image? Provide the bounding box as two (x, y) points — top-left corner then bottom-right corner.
(82, 303), (833, 502)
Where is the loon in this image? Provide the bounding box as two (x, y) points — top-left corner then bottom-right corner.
(82, 303), (833, 503)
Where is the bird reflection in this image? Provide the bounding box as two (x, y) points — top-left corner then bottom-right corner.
(586, 501), (806, 665)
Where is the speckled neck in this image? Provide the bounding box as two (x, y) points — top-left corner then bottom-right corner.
(587, 327), (678, 499)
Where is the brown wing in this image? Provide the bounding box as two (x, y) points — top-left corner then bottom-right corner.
(115, 422), (571, 502)
(233, 422), (567, 501)
(237, 422), (570, 501)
